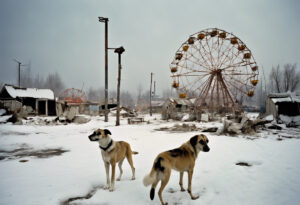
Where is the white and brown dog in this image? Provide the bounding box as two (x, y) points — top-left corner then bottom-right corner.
(88, 129), (138, 191)
(143, 134), (210, 205)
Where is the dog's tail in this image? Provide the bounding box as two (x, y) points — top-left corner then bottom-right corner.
(132, 151), (138, 155)
(143, 157), (165, 200)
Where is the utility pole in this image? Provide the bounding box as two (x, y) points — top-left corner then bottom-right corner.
(154, 81), (156, 98)
(98, 16), (109, 122)
(150, 72), (153, 116)
(13, 59), (22, 87)
(114, 46), (125, 126)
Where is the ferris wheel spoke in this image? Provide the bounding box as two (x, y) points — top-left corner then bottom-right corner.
(204, 36), (216, 67)
(201, 37), (216, 68)
(217, 42), (237, 70)
(184, 51), (212, 71)
(196, 40), (214, 69)
(219, 50), (240, 70)
(189, 44), (212, 69)
(219, 76), (236, 106)
(223, 75), (253, 91)
(220, 60), (254, 70)
(195, 75), (212, 97)
(216, 37), (226, 68)
(201, 75), (215, 104)
(223, 78), (248, 95)
(219, 50), (246, 70)
(176, 63), (211, 74)
(217, 38), (235, 68)
(183, 56), (213, 72)
(215, 38), (234, 68)
(188, 75), (211, 95)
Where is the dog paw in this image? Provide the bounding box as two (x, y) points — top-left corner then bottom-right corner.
(109, 187), (114, 192)
(103, 185), (110, 190)
(180, 188), (186, 192)
(191, 195), (199, 200)
(131, 177), (135, 180)
(116, 178), (121, 181)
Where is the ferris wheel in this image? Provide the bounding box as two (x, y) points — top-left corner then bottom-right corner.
(170, 28), (259, 111)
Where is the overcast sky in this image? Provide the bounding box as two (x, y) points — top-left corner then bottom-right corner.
(0, 0), (299, 96)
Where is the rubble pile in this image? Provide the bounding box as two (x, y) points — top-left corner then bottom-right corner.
(155, 123), (200, 132)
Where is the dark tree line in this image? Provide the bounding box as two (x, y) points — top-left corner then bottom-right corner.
(21, 71), (65, 97)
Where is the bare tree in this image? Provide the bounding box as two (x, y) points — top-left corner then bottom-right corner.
(136, 83), (143, 104)
(121, 91), (135, 108)
(87, 87), (104, 102)
(43, 72), (65, 97)
(162, 88), (172, 100)
(269, 63), (300, 93)
(269, 65), (282, 93)
(283, 63), (300, 92)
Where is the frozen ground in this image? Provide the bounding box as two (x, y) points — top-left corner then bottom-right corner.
(0, 114), (300, 205)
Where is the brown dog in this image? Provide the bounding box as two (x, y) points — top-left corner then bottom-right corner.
(143, 134), (210, 205)
(88, 129), (138, 192)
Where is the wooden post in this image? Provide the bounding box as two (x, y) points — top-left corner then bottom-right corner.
(45, 100), (48, 116)
(116, 53), (122, 126)
(114, 46), (125, 126)
(150, 72), (153, 116)
(104, 19), (109, 122)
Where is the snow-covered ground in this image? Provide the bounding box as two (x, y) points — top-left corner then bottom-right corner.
(0, 114), (300, 205)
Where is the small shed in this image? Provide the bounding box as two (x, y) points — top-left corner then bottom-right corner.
(151, 100), (165, 113)
(265, 92), (300, 121)
(162, 98), (194, 120)
(0, 84), (56, 116)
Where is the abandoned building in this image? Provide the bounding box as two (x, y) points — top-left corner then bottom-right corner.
(265, 92), (300, 124)
(162, 98), (195, 120)
(0, 84), (56, 116)
(151, 100), (165, 113)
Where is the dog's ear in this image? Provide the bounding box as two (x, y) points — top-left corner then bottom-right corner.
(104, 129), (111, 136)
(190, 135), (198, 147)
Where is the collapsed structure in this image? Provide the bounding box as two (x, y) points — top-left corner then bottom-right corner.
(0, 84), (56, 116)
(265, 92), (300, 126)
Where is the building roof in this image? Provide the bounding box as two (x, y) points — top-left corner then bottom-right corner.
(166, 98), (195, 106)
(268, 92), (300, 103)
(1, 84), (54, 100)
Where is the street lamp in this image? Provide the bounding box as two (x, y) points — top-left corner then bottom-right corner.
(114, 46), (125, 126)
(98, 16), (109, 122)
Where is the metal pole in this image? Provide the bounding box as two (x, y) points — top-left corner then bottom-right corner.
(150, 72), (153, 116)
(116, 53), (121, 126)
(104, 20), (109, 122)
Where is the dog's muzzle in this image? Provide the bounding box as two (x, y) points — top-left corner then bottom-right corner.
(203, 145), (210, 152)
(88, 133), (98, 141)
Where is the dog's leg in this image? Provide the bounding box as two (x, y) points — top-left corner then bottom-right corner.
(187, 169), (199, 200)
(126, 152), (136, 180)
(150, 178), (159, 200)
(103, 162), (110, 190)
(158, 169), (171, 205)
(110, 162), (116, 192)
(179, 172), (185, 192)
(117, 158), (124, 181)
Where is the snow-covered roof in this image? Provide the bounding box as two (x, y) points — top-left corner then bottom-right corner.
(152, 100), (164, 107)
(2, 84), (54, 100)
(268, 92), (300, 104)
(166, 98), (194, 106)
